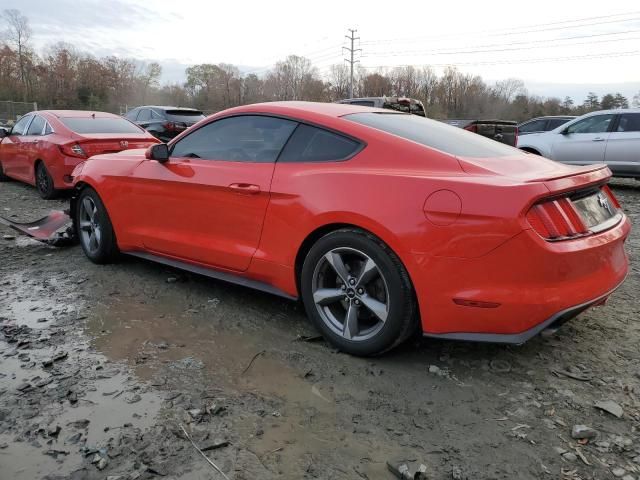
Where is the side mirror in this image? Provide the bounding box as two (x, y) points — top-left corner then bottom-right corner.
(0, 128), (7, 139)
(145, 143), (169, 163)
(560, 129), (570, 135)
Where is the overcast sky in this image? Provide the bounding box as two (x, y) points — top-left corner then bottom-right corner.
(4, 0), (640, 101)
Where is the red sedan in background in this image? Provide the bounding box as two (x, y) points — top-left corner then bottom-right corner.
(68, 102), (630, 356)
(0, 110), (159, 199)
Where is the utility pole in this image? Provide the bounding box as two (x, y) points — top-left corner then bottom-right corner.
(343, 29), (361, 99)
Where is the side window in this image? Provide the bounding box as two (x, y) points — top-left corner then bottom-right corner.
(26, 115), (46, 136)
(566, 114), (614, 134)
(151, 109), (164, 119)
(616, 113), (640, 132)
(124, 109), (138, 121)
(547, 118), (571, 130)
(519, 119), (546, 133)
(11, 115), (33, 136)
(137, 109), (152, 122)
(43, 122), (53, 135)
(278, 124), (361, 163)
(171, 115), (297, 162)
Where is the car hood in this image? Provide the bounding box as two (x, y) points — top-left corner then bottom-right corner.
(456, 153), (607, 182)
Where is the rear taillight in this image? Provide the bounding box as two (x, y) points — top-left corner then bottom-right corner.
(602, 185), (621, 209)
(464, 124), (477, 133)
(164, 122), (176, 132)
(526, 197), (588, 240)
(59, 143), (87, 158)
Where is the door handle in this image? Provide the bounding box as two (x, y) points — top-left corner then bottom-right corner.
(592, 137), (605, 142)
(229, 183), (260, 194)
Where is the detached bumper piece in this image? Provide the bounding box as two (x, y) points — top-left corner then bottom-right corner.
(0, 210), (76, 246)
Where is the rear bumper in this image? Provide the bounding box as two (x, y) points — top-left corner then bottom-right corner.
(410, 215), (630, 340)
(422, 275), (624, 343)
(49, 156), (85, 189)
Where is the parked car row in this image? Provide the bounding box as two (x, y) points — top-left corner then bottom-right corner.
(0, 110), (159, 198)
(517, 109), (640, 179)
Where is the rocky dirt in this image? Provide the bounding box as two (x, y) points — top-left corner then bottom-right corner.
(1, 179), (639, 480)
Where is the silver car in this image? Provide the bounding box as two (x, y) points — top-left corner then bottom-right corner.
(517, 109), (640, 179)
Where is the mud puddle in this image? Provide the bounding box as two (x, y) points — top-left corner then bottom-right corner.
(86, 294), (405, 477)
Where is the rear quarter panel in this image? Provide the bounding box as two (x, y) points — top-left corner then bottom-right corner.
(255, 122), (548, 296)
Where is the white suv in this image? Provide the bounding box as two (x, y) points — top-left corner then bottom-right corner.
(517, 109), (640, 179)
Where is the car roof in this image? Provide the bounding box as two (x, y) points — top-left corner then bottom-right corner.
(135, 106), (203, 112)
(217, 101), (393, 119)
(39, 110), (121, 119)
(581, 108), (640, 116)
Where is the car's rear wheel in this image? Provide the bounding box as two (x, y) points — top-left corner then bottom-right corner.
(0, 161), (10, 181)
(76, 188), (118, 264)
(301, 228), (417, 356)
(35, 162), (58, 199)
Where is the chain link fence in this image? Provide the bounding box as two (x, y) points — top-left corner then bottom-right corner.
(0, 100), (38, 127)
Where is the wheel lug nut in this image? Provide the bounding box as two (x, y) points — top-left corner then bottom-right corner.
(341, 285), (346, 290)
(354, 299), (360, 305)
(357, 288), (364, 295)
(349, 278), (356, 285)
(344, 296), (349, 301)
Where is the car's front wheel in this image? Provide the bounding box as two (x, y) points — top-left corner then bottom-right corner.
(301, 228), (417, 356)
(75, 188), (119, 264)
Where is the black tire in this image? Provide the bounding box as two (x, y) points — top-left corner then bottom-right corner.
(35, 162), (58, 199)
(300, 228), (417, 356)
(0, 161), (10, 181)
(75, 188), (119, 264)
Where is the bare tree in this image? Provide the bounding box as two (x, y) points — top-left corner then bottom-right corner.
(327, 64), (349, 101)
(493, 78), (525, 103)
(3, 9), (32, 100)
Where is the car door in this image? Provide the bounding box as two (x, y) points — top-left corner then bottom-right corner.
(0, 114), (34, 180)
(125, 114), (298, 271)
(550, 114), (615, 165)
(604, 113), (640, 176)
(21, 114), (47, 180)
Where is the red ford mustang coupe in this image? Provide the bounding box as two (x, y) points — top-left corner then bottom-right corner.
(0, 110), (159, 199)
(68, 102), (630, 356)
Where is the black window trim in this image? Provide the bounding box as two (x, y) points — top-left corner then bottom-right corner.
(167, 112), (367, 164)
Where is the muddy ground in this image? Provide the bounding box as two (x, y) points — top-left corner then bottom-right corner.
(0, 179), (639, 480)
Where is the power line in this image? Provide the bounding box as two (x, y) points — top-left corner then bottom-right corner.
(343, 29), (361, 98)
(360, 49), (640, 69)
(366, 31), (640, 59)
(360, 12), (640, 46)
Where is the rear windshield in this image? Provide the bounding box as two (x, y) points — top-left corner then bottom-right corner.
(60, 117), (143, 134)
(345, 112), (519, 157)
(165, 110), (205, 122)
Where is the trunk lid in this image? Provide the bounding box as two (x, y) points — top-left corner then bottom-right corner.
(457, 153), (610, 184)
(73, 133), (158, 157)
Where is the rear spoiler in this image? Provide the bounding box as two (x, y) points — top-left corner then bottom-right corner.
(524, 163), (610, 182)
(535, 164), (612, 196)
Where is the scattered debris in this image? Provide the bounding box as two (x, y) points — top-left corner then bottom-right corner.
(594, 400), (624, 418)
(571, 425), (598, 440)
(179, 424), (230, 480)
(241, 349), (266, 375)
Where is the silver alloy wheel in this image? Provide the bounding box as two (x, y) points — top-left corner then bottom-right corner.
(79, 197), (102, 254)
(311, 247), (389, 342)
